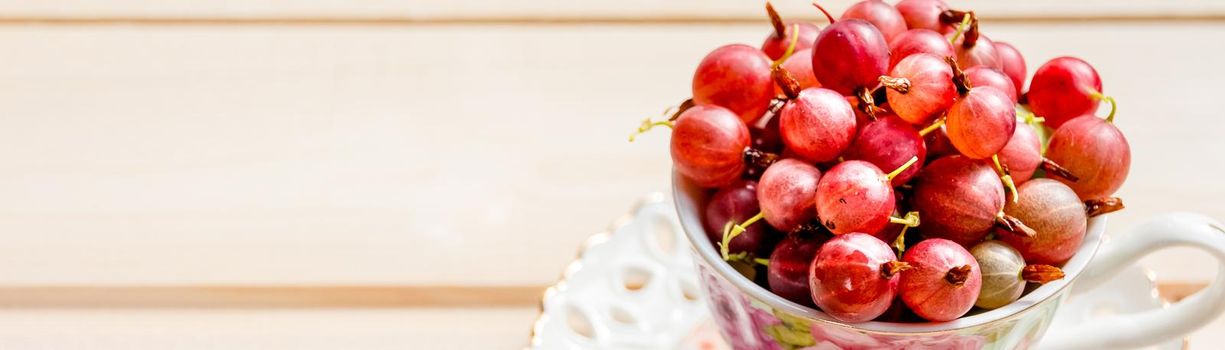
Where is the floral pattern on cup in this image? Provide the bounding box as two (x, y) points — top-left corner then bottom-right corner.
(695, 257), (1063, 349)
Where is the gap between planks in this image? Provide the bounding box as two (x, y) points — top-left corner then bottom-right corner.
(0, 285), (547, 309)
(0, 283), (1201, 309)
(0, 15), (1221, 27)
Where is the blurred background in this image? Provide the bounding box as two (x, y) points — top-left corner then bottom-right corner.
(0, 0), (1220, 348)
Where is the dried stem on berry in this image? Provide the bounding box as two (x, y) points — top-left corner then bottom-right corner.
(879, 76), (912, 93)
(667, 98), (695, 122)
(995, 212), (1037, 237)
(1040, 158), (1080, 182)
(962, 12), (980, 47)
(881, 261), (912, 279)
(766, 2), (787, 39)
(1085, 197), (1125, 217)
(856, 87), (883, 120)
(772, 66), (802, 100)
(947, 56), (972, 95)
(939, 9), (971, 26)
(743, 147), (780, 170)
(944, 11), (974, 46)
(1021, 265), (1065, 284)
(789, 221), (829, 239)
(811, 1), (835, 24)
(631, 99), (696, 141)
(944, 265), (972, 286)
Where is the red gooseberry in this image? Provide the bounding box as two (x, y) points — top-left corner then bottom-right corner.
(993, 41), (1027, 96)
(844, 115), (927, 186)
(814, 157), (919, 235)
(912, 156), (1005, 246)
(670, 105), (751, 188)
(757, 159), (822, 232)
(841, 0), (907, 44)
(881, 53), (957, 125)
(1044, 113), (1130, 200)
(692, 44), (776, 124)
(894, 0), (954, 34)
(999, 179), (1088, 265)
(809, 233), (909, 323)
(899, 238), (982, 322)
(703, 181), (773, 257)
(888, 29), (955, 70)
(775, 69), (858, 163)
(811, 19), (891, 96)
(1027, 56), (1103, 128)
(768, 232), (828, 306)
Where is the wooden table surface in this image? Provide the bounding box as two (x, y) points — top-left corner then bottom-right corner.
(0, 0), (1221, 348)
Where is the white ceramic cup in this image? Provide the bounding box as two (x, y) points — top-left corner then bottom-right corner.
(674, 173), (1225, 349)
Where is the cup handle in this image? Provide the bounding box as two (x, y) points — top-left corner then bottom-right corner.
(1040, 212), (1225, 350)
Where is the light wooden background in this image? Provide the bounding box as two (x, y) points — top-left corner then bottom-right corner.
(0, 1), (1220, 348)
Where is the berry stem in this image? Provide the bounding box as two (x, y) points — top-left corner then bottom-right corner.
(1090, 91), (1118, 123)
(878, 76), (912, 93)
(781, 24), (801, 63)
(1023, 112), (1046, 127)
(918, 118), (946, 137)
(1021, 264), (1065, 284)
(888, 211), (921, 227)
(939, 9), (970, 25)
(628, 118), (674, 142)
(855, 87), (882, 120)
(946, 12), (973, 46)
(962, 12), (980, 48)
(992, 154), (1020, 204)
(1040, 158), (1080, 182)
(885, 156), (920, 181)
(743, 147), (780, 169)
(754, 257), (771, 266)
(1085, 197), (1126, 217)
(892, 211), (919, 257)
(790, 221), (825, 236)
(944, 265), (972, 286)
(995, 212), (1037, 237)
(947, 56), (972, 95)
(667, 98), (695, 122)
(766, 2), (787, 39)
(772, 66), (803, 100)
(881, 261), (912, 279)
(721, 212), (765, 260)
(811, 1), (835, 24)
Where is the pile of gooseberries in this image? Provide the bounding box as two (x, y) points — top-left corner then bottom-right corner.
(630, 0), (1129, 323)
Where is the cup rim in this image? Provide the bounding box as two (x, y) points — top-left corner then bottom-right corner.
(672, 172), (1105, 333)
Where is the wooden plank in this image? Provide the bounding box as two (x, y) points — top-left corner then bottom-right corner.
(0, 307), (537, 349)
(0, 282), (1198, 308)
(0, 1), (1219, 23)
(0, 22), (1220, 287)
(0, 286), (546, 308)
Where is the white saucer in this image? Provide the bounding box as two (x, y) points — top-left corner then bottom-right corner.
(529, 195), (1184, 350)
